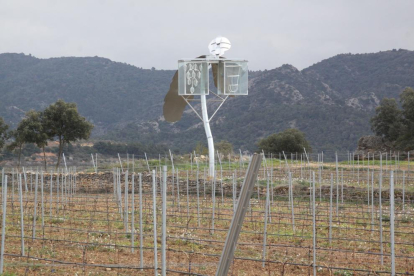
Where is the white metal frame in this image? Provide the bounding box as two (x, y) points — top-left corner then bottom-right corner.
(179, 57), (247, 177)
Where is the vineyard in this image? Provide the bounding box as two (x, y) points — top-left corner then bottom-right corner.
(0, 152), (413, 275)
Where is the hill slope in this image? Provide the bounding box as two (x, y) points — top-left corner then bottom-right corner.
(0, 53), (174, 135)
(1, 49), (413, 152)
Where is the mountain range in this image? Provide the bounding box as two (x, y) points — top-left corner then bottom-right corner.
(1, 49), (413, 153)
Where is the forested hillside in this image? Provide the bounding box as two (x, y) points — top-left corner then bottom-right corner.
(1, 49), (413, 152)
(0, 53), (172, 135)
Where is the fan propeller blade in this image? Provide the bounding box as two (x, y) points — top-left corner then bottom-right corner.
(163, 70), (194, 123)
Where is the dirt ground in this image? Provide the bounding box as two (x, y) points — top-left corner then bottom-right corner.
(0, 165), (413, 275)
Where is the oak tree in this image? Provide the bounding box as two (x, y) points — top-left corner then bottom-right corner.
(257, 128), (312, 154)
(370, 98), (403, 142)
(43, 100), (94, 168)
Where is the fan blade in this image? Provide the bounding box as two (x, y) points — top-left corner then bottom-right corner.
(212, 63), (219, 89)
(163, 56), (208, 122)
(163, 70), (194, 122)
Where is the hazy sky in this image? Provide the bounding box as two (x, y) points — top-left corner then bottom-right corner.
(1, 0), (413, 70)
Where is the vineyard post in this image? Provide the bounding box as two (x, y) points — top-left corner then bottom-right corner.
(0, 175), (7, 274)
(319, 164), (322, 202)
(329, 174), (333, 244)
(145, 153), (150, 172)
(203, 167), (206, 199)
(289, 172), (295, 232)
(56, 169), (60, 214)
(262, 172), (270, 268)
(186, 170), (189, 221)
(18, 174), (25, 256)
(49, 170), (53, 217)
(402, 171), (405, 211)
(124, 171), (128, 231)
(23, 167), (28, 192)
(196, 168), (200, 227)
(139, 173), (143, 269)
(390, 171), (395, 275)
(233, 174), (236, 213)
(162, 166), (167, 276)
(171, 164), (175, 208)
(113, 168), (116, 199)
(176, 169), (180, 213)
(32, 172), (39, 240)
(152, 169), (158, 275)
(131, 173), (135, 253)
(11, 169), (14, 224)
(312, 171), (317, 276)
(379, 169), (384, 266)
(335, 152), (339, 216)
(367, 153), (370, 206)
(216, 154), (262, 276)
(371, 171), (374, 232)
(41, 172), (44, 235)
(407, 151), (410, 185)
(341, 168), (344, 203)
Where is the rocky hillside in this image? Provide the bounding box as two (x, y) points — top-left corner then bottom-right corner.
(1, 49), (413, 152)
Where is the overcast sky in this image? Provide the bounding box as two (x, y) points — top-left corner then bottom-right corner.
(1, 0), (413, 70)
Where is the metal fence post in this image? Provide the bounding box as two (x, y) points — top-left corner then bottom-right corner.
(32, 172), (38, 240)
(262, 172), (270, 268)
(124, 171), (128, 231)
(329, 174), (333, 244)
(139, 173), (144, 269)
(18, 174), (24, 256)
(289, 172), (295, 232)
(162, 166), (167, 276)
(390, 171), (395, 275)
(216, 153), (262, 276)
(0, 174), (7, 274)
(131, 173), (135, 253)
(312, 171), (317, 276)
(152, 169), (158, 275)
(379, 170), (383, 266)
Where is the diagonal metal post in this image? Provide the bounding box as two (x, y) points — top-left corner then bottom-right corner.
(216, 153), (262, 276)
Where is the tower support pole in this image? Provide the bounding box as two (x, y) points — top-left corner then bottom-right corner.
(200, 94), (215, 177)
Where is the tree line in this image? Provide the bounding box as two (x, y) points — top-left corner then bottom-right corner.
(1, 88), (410, 168)
(0, 100), (93, 169)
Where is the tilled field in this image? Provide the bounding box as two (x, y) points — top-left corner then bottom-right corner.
(0, 165), (413, 275)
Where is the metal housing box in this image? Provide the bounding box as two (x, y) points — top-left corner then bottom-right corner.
(217, 60), (248, 96)
(178, 58), (248, 96)
(178, 61), (209, 96)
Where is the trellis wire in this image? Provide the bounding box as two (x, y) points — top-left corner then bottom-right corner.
(0, 151), (412, 275)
